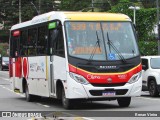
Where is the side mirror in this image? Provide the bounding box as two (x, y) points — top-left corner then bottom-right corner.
(142, 65), (147, 70)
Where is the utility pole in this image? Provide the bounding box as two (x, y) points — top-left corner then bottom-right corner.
(129, 6), (140, 25)
(91, 0), (94, 12)
(157, 0), (160, 55)
(19, 0), (22, 23)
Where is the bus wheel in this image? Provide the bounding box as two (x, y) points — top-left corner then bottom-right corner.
(61, 88), (72, 109)
(148, 80), (159, 97)
(25, 84), (34, 102)
(117, 97), (131, 107)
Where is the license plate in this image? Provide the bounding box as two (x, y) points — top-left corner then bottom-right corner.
(102, 91), (116, 96)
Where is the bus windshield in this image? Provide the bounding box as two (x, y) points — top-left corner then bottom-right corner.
(65, 21), (139, 61)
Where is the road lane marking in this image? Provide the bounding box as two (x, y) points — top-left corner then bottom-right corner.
(138, 96), (160, 101)
(82, 117), (94, 120)
(3, 86), (12, 92)
(42, 105), (50, 108)
(0, 77), (10, 81)
(36, 103), (50, 108)
(4, 78), (10, 81)
(0, 71), (9, 75)
(0, 84), (51, 108)
(0, 84), (25, 97)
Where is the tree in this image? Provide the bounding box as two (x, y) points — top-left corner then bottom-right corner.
(110, 0), (157, 55)
(140, 0), (156, 8)
(59, 0), (91, 11)
(0, 43), (9, 56)
(0, 0), (159, 55)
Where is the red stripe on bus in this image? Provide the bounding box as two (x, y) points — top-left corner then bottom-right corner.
(22, 57), (28, 79)
(69, 64), (142, 84)
(15, 58), (22, 78)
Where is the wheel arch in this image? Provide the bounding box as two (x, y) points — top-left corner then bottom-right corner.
(56, 79), (64, 99)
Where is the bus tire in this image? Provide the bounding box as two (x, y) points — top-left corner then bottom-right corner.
(62, 88), (72, 109)
(25, 84), (34, 102)
(117, 97), (131, 107)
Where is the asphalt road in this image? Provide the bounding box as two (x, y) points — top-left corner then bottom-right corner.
(0, 71), (160, 120)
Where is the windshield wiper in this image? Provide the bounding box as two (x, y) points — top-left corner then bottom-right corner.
(106, 32), (126, 63)
(88, 31), (101, 62)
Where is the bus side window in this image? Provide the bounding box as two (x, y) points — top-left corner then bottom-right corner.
(20, 30), (28, 56)
(37, 26), (48, 55)
(49, 27), (58, 55)
(10, 32), (20, 58)
(28, 28), (37, 56)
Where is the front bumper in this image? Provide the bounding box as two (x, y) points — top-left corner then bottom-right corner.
(66, 76), (142, 99)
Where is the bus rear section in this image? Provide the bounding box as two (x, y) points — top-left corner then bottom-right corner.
(9, 11), (142, 109)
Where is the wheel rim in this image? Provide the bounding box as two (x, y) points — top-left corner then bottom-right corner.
(149, 81), (155, 95)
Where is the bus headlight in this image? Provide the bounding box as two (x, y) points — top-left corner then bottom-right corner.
(128, 71), (142, 84)
(69, 72), (89, 85)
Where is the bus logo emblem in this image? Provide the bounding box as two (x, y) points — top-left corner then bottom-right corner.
(107, 78), (112, 83)
(87, 74), (100, 79)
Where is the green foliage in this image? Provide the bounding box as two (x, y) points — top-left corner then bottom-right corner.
(0, 0), (159, 56)
(0, 0), (55, 26)
(0, 43), (9, 56)
(92, 0), (111, 11)
(136, 8), (157, 41)
(139, 41), (158, 55)
(109, 1), (157, 55)
(140, 0), (156, 8)
(60, 0), (91, 11)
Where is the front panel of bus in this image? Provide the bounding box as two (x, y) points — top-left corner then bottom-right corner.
(64, 21), (142, 99)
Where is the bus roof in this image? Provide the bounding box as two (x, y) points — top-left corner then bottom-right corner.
(64, 12), (131, 21)
(11, 11), (131, 30)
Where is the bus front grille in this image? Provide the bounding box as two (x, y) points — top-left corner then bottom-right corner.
(90, 83), (126, 87)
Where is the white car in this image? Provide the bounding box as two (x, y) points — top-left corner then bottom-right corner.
(141, 56), (160, 97)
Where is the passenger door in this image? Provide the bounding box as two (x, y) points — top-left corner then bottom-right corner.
(48, 22), (59, 96)
(10, 31), (22, 91)
(49, 21), (66, 96)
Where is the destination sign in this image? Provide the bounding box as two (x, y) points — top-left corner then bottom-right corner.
(70, 22), (122, 31)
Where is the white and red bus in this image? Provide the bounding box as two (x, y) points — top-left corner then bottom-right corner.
(9, 11), (142, 109)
